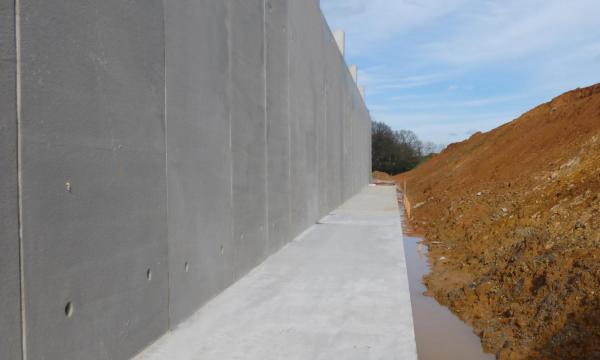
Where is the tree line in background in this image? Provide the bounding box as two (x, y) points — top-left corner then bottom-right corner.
(371, 121), (441, 175)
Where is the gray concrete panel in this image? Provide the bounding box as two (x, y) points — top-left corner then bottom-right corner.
(354, 90), (365, 191)
(365, 110), (370, 183)
(351, 91), (360, 194)
(164, 0), (233, 327)
(266, 0), (291, 254)
(306, 1), (324, 224)
(341, 72), (355, 200)
(324, 35), (345, 211)
(316, 19), (329, 219)
(358, 109), (366, 187)
(288, 0), (319, 237)
(363, 105), (372, 184)
(0, 1), (22, 357)
(356, 90), (370, 188)
(229, 0), (268, 279)
(18, 1), (168, 359)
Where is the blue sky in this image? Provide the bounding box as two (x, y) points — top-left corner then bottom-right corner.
(320, 0), (600, 145)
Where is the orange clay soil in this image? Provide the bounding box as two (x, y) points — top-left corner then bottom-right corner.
(372, 171), (395, 185)
(395, 84), (600, 359)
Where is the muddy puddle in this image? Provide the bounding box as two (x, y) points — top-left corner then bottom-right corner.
(403, 232), (494, 360)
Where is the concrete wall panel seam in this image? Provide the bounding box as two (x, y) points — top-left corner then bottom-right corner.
(17, 0), (26, 354)
(16, 0), (26, 355)
(160, 0), (171, 334)
(263, 0), (269, 259)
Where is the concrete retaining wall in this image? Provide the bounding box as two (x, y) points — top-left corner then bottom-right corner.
(1, 0), (372, 359)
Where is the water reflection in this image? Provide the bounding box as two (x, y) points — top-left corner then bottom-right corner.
(403, 234), (495, 360)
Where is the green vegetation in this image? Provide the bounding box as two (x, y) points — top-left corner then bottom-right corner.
(371, 121), (439, 175)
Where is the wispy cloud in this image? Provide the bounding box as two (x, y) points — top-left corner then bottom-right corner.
(321, 0), (367, 16)
(373, 110), (517, 144)
(424, 0), (600, 64)
(388, 94), (532, 109)
(321, 0), (600, 145)
(359, 69), (455, 94)
(321, 0), (469, 56)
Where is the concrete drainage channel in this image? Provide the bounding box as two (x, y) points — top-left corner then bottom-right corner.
(2, 1), (372, 359)
(402, 233), (495, 360)
(397, 193), (494, 359)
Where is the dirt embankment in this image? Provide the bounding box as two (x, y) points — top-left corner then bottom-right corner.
(395, 84), (600, 359)
(373, 171), (395, 185)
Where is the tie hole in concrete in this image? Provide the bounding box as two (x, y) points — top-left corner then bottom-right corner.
(65, 302), (74, 318)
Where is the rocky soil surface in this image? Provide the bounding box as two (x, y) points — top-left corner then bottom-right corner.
(394, 84), (600, 359)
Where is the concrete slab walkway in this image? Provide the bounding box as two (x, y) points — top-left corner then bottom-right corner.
(135, 185), (417, 360)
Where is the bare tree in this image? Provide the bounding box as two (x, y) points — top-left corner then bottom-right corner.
(371, 121), (436, 174)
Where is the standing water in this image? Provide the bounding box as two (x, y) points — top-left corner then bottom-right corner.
(402, 229), (495, 359)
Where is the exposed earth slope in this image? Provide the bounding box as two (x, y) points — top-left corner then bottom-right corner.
(396, 84), (600, 359)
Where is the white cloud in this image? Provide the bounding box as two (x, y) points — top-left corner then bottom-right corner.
(373, 110), (516, 144)
(321, 0), (600, 144)
(387, 94), (533, 110)
(320, 0), (469, 56)
(358, 67), (457, 95)
(424, 0), (600, 64)
(529, 41), (600, 93)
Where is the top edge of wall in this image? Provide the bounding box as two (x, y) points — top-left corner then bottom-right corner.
(315, 1), (370, 113)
